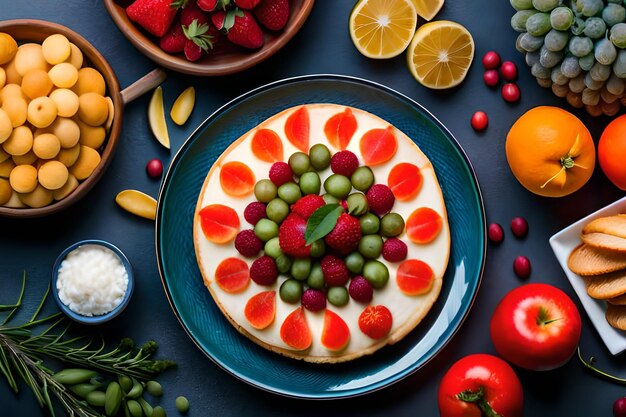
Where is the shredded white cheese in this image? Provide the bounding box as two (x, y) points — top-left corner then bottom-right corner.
(57, 244), (129, 317)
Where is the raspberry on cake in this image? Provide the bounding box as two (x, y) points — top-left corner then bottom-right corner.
(194, 103), (450, 363)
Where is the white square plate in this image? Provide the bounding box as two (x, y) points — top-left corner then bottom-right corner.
(549, 195), (626, 355)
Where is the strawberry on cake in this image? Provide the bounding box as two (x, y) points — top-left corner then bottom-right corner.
(193, 103), (451, 363)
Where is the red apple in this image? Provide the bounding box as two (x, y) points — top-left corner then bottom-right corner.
(490, 283), (582, 371)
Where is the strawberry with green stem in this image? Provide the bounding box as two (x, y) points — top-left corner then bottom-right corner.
(126, 0), (187, 37)
(212, 8), (264, 49)
(197, 0), (230, 12)
(182, 19), (216, 61)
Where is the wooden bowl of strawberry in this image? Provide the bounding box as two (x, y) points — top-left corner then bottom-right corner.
(104, 0), (315, 75)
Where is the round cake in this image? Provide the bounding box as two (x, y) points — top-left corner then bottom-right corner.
(193, 103), (450, 363)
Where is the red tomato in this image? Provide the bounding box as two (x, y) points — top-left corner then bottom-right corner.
(599, 115), (626, 190)
(490, 283), (582, 371)
(438, 354), (523, 417)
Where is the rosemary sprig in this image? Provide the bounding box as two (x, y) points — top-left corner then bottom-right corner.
(0, 273), (175, 416)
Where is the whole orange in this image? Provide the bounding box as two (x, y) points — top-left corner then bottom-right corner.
(599, 115), (626, 190)
(505, 106), (595, 198)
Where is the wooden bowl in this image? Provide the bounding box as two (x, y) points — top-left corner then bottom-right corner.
(103, 0), (315, 76)
(0, 19), (164, 218)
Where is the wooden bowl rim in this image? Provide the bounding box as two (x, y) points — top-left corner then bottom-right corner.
(0, 19), (123, 219)
(103, 0), (315, 76)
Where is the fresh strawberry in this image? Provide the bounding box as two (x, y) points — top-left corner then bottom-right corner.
(126, 0), (186, 37)
(366, 184), (395, 216)
(234, 0), (260, 9)
(320, 255), (349, 286)
(254, 0), (289, 31)
(224, 9), (264, 49)
(291, 195), (325, 220)
(278, 213), (310, 258)
(268, 161), (293, 186)
(250, 255), (278, 285)
(330, 150), (359, 177)
(358, 305), (393, 340)
(181, 1), (209, 25)
(244, 202), (266, 225)
(211, 10), (226, 29)
(234, 229), (263, 257)
(182, 19), (215, 61)
(382, 238), (408, 262)
(197, 0), (230, 11)
(324, 213), (361, 254)
(160, 21), (186, 53)
(301, 288), (326, 312)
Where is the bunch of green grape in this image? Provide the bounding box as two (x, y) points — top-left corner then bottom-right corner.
(511, 0), (626, 116)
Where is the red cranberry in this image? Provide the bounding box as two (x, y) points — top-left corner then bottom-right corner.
(502, 83), (521, 103)
(471, 111), (489, 131)
(500, 61), (518, 81)
(488, 223), (504, 244)
(482, 51), (501, 70)
(146, 158), (163, 178)
(510, 216), (528, 238)
(613, 397), (626, 417)
(483, 69), (500, 87)
(513, 256), (531, 279)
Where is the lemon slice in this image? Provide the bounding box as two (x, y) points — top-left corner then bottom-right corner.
(115, 189), (157, 220)
(410, 0), (444, 21)
(349, 0), (418, 59)
(148, 86), (170, 149)
(407, 20), (474, 89)
(170, 86), (195, 126)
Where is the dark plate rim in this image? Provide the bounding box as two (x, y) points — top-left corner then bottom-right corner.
(154, 74), (487, 399)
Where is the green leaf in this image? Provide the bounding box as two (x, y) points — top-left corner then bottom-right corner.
(305, 204), (343, 245)
(224, 10), (237, 31)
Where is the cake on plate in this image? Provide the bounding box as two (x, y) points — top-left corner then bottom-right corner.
(193, 103), (450, 363)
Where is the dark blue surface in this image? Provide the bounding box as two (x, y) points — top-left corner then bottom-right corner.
(156, 75), (485, 398)
(1, 0), (624, 415)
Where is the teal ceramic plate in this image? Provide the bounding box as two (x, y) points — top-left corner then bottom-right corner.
(156, 75), (486, 399)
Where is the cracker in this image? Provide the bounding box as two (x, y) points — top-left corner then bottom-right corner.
(568, 243), (626, 276)
(606, 304), (626, 330)
(581, 232), (626, 253)
(582, 215), (626, 239)
(582, 270), (626, 299)
(608, 293), (626, 306)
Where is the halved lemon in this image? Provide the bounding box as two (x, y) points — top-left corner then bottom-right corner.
(410, 0), (445, 21)
(148, 86), (170, 149)
(407, 20), (474, 89)
(349, 0), (418, 59)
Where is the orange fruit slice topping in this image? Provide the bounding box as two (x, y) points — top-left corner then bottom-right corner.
(244, 291), (276, 330)
(388, 162), (423, 201)
(321, 309), (350, 351)
(396, 259), (434, 295)
(280, 306), (312, 350)
(324, 107), (357, 150)
(199, 204), (240, 244)
(284, 106), (309, 152)
(215, 257), (250, 293)
(406, 207), (442, 244)
(251, 128), (283, 163)
(219, 161), (255, 197)
(360, 125), (398, 166)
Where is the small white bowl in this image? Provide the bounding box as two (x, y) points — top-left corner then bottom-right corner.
(549, 195), (626, 355)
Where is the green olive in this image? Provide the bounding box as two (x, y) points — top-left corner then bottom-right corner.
(264, 237), (282, 258)
(358, 235), (383, 258)
(360, 213), (380, 235)
(309, 239), (326, 258)
(309, 143), (331, 171)
(351, 166), (375, 191)
(307, 263), (325, 289)
(291, 258), (311, 280)
(266, 198), (289, 224)
(381, 212), (405, 237)
(363, 260), (389, 289)
(299, 171), (321, 195)
(277, 182), (302, 204)
(345, 252), (364, 274)
(289, 152), (311, 176)
(324, 174), (352, 199)
(347, 193), (368, 216)
(276, 255), (292, 273)
(254, 219), (279, 242)
(327, 286), (349, 307)
(280, 279), (303, 303)
(254, 179), (277, 203)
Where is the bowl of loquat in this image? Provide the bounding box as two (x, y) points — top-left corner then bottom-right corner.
(0, 19), (165, 218)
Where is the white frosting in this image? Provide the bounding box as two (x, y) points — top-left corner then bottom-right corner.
(194, 104), (450, 359)
(57, 244), (128, 316)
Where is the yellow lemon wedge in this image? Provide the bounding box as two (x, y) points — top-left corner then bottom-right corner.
(349, 0), (418, 59)
(410, 0), (445, 21)
(406, 20), (474, 89)
(148, 86), (170, 149)
(170, 86), (195, 126)
(115, 189), (157, 220)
